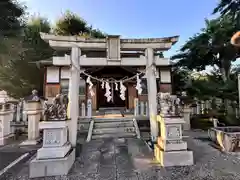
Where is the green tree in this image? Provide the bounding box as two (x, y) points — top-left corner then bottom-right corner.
(172, 15), (239, 82)
(0, 0), (25, 65)
(0, 16), (54, 98)
(213, 0), (240, 27)
(0, 10), (106, 98)
(0, 0), (25, 36)
(172, 67), (191, 94)
(54, 11), (105, 38)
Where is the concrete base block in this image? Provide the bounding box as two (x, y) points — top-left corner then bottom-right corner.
(29, 149), (75, 178)
(155, 145), (193, 167)
(157, 137), (187, 151)
(37, 143), (71, 159)
(0, 133), (14, 146)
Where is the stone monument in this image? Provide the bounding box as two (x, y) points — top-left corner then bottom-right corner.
(29, 94), (75, 178)
(154, 93), (194, 167)
(0, 103), (14, 145)
(21, 90), (42, 145)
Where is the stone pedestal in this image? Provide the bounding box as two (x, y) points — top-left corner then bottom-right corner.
(21, 101), (42, 146)
(0, 103), (14, 145)
(29, 121), (75, 178)
(154, 115), (193, 167)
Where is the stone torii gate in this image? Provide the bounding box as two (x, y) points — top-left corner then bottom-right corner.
(40, 33), (179, 146)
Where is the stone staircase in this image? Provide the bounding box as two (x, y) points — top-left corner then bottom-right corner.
(91, 117), (137, 140)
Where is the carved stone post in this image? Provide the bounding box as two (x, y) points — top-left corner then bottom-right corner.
(81, 102), (86, 117)
(16, 102), (21, 122)
(196, 101), (200, 114)
(21, 100), (42, 145)
(87, 99), (92, 118)
(140, 101), (144, 116)
(134, 98), (139, 116)
(145, 102), (149, 116)
(22, 101), (28, 122)
(183, 105), (191, 131)
(0, 103), (14, 145)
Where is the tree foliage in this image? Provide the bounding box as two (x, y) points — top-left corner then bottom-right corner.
(213, 0), (240, 27)
(172, 10), (240, 101)
(172, 15), (240, 82)
(54, 11), (105, 38)
(172, 67), (190, 94)
(0, 0), (25, 37)
(0, 0), (26, 65)
(0, 9), (107, 98)
(0, 16), (54, 98)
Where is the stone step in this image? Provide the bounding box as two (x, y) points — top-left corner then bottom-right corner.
(94, 121), (134, 128)
(94, 117), (133, 123)
(91, 133), (136, 139)
(93, 127), (135, 135)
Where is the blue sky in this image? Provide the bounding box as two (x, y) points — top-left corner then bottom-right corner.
(21, 0), (219, 57)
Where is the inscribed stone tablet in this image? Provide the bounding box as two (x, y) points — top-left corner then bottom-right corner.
(44, 130), (61, 146)
(167, 126), (181, 140)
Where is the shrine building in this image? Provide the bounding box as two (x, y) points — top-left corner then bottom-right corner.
(39, 33), (179, 144)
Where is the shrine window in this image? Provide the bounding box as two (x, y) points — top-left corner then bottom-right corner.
(79, 79), (86, 95)
(60, 79), (86, 96)
(141, 79), (148, 95)
(60, 79), (69, 95)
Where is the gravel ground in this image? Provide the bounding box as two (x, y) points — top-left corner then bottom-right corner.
(3, 130), (240, 180)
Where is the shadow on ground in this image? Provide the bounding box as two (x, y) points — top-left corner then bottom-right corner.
(2, 131), (240, 180)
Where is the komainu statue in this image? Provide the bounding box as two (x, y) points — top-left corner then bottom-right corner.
(158, 92), (171, 115)
(24, 89), (40, 102)
(44, 94), (69, 120)
(157, 92), (182, 116)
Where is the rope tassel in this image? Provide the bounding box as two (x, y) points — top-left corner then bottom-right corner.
(86, 76), (95, 97)
(115, 82), (118, 91)
(119, 81), (126, 100)
(101, 80), (105, 89)
(135, 73), (142, 95)
(104, 81), (112, 102)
